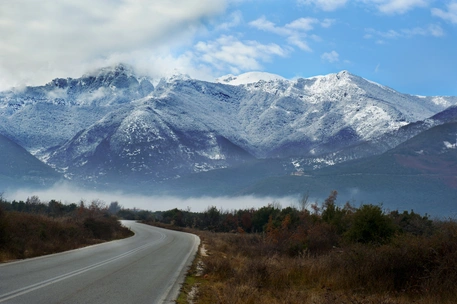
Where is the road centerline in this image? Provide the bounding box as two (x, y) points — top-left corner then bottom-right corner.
(0, 233), (165, 303)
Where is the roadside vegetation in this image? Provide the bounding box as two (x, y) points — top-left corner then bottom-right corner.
(138, 191), (457, 303)
(0, 195), (132, 262)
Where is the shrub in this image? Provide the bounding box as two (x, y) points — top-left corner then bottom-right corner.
(251, 204), (281, 232)
(389, 210), (433, 236)
(0, 199), (133, 261)
(321, 191), (351, 235)
(84, 217), (114, 240)
(307, 222), (338, 254)
(345, 204), (395, 244)
(0, 206), (9, 247)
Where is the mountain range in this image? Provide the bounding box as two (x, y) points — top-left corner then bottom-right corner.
(0, 64), (456, 215)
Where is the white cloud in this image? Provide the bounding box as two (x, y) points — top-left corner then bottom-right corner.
(115, 49), (217, 82)
(365, 28), (400, 39)
(215, 10), (243, 31)
(364, 23), (444, 41)
(287, 36), (313, 52)
(321, 18), (336, 28)
(249, 16), (331, 52)
(321, 50), (340, 62)
(310, 34), (323, 42)
(428, 24), (445, 37)
(286, 18), (319, 31)
(375, 63), (381, 73)
(432, 2), (457, 24)
(366, 0), (429, 14)
(0, 0), (227, 90)
(193, 35), (289, 74)
(298, 0), (348, 11)
(249, 16), (287, 35)
(402, 24), (444, 37)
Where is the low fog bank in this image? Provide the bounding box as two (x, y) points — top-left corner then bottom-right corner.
(3, 183), (302, 212)
(4, 183), (451, 217)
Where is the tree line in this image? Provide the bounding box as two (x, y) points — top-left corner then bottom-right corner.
(138, 190), (434, 256)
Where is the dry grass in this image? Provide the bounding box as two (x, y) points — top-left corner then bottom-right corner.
(143, 199), (457, 304)
(178, 228), (457, 304)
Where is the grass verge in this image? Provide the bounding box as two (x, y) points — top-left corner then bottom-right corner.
(171, 227), (457, 304)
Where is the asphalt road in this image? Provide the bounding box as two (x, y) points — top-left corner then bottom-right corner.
(0, 221), (200, 304)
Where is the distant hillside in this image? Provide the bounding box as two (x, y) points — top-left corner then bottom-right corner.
(0, 134), (61, 190)
(156, 121), (457, 216)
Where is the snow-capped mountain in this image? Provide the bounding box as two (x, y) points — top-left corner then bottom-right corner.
(290, 105), (457, 170)
(0, 64), (154, 152)
(1, 64), (456, 190)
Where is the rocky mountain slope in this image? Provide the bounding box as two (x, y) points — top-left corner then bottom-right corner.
(290, 105), (457, 170)
(1, 64), (456, 192)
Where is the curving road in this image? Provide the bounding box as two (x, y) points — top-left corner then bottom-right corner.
(0, 221), (199, 304)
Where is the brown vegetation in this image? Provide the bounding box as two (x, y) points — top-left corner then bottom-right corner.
(0, 196), (133, 262)
(146, 191), (457, 303)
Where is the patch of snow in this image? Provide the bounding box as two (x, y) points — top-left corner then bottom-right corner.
(444, 141), (456, 149)
(431, 96), (450, 107)
(216, 71), (285, 85)
(125, 148), (141, 156)
(292, 160), (301, 169)
(311, 157), (336, 169)
(194, 163), (217, 173)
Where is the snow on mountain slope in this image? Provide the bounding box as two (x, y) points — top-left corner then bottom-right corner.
(240, 70), (445, 122)
(1, 65), (456, 188)
(229, 70), (455, 157)
(216, 71), (285, 85)
(45, 101), (254, 184)
(290, 104), (457, 171)
(0, 64), (154, 152)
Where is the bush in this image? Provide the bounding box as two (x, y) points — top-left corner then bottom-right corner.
(84, 217), (115, 240)
(345, 204), (395, 244)
(0, 198), (133, 261)
(307, 222), (338, 254)
(389, 210), (433, 236)
(0, 207), (9, 247)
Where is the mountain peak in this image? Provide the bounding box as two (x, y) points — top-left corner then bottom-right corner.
(305, 70), (355, 82)
(84, 63), (136, 79)
(167, 73), (192, 82)
(216, 71), (286, 85)
(336, 70), (350, 77)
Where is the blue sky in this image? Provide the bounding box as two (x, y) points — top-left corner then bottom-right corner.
(0, 0), (456, 96)
(199, 0), (457, 96)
